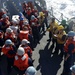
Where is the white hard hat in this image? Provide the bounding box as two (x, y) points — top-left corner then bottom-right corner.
(21, 39), (30, 45)
(25, 66), (37, 75)
(6, 28), (13, 33)
(5, 39), (12, 45)
(17, 47), (25, 56)
(12, 15), (20, 24)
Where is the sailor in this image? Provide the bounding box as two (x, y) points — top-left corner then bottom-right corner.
(53, 25), (66, 58)
(30, 15), (40, 44)
(0, 14), (11, 32)
(25, 66), (37, 75)
(50, 24), (59, 51)
(61, 19), (69, 33)
(5, 28), (16, 42)
(47, 18), (58, 41)
(2, 39), (16, 74)
(9, 47), (33, 75)
(42, 8), (48, 28)
(26, 7), (33, 24)
(32, 6), (38, 18)
(22, 20), (32, 35)
(18, 26), (34, 50)
(38, 12), (45, 34)
(19, 39), (32, 58)
(0, 8), (6, 19)
(61, 31), (75, 75)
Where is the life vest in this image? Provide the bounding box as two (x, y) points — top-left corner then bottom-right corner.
(64, 39), (75, 53)
(5, 32), (16, 42)
(20, 45), (32, 54)
(30, 19), (38, 27)
(19, 30), (29, 41)
(52, 25), (59, 39)
(2, 45), (15, 58)
(57, 31), (66, 44)
(22, 25), (32, 35)
(38, 16), (45, 25)
(14, 53), (29, 71)
(49, 21), (58, 32)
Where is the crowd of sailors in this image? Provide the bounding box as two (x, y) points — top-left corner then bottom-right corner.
(0, 0), (75, 75)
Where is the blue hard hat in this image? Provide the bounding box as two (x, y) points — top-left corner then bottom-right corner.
(68, 31), (75, 37)
(19, 12), (23, 17)
(25, 66), (37, 75)
(5, 39), (12, 45)
(20, 17), (24, 21)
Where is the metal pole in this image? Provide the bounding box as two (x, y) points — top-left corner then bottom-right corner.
(51, 7), (53, 17)
(61, 13), (63, 20)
